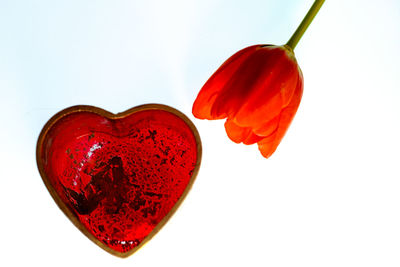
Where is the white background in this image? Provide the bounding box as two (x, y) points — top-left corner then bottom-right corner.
(1, 0), (400, 266)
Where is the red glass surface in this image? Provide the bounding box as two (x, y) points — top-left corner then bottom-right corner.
(38, 107), (199, 254)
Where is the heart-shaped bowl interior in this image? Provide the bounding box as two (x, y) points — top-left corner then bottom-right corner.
(36, 104), (201, 257)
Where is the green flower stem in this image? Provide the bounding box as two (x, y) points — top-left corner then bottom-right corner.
(286, 0), (325, 50)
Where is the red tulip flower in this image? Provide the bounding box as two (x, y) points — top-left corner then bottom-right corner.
(193, 45), (302, 158)
(192, 0), (324, 158)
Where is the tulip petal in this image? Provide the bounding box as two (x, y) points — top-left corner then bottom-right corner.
(234, 46), (299, 129)
(210, 46), (282, 119)
(257, 135), (277, 159)
(224, 119), (263, 145)
(242, 131), (264, 145)
(224, 119), (247, 143)
(192, 45), (261, 120)
(253, 115), (280, 136)
(257, 72), (303, 158)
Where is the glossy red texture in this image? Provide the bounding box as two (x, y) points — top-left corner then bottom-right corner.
(193, 45), (303, 158)
(37, 105), (200, 256)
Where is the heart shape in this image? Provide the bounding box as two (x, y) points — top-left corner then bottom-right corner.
(36, 104), (201, 257)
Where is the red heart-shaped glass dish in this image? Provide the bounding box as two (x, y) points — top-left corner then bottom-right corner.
(36, 104), (201, 257)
